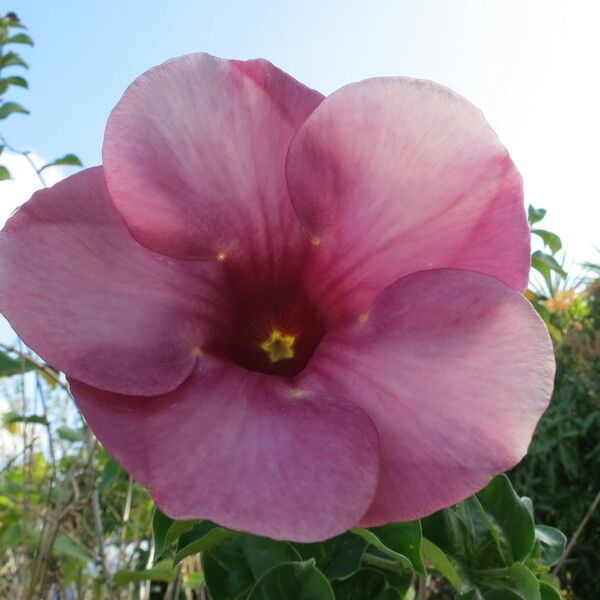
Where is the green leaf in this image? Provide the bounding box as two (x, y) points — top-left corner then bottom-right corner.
(477, 475), (536, 563)
(3, 411), (48, 426)
(152, 508), (174, 559)
(114, 559), (176, 586)
(421, 538), (469, 592)
(527, 206), (546, 225)
(531, 229), (562, 254)
(240, 536), (302, 580)
(0, 51), (28, 69)
(531, 251), (567, 288)
(0, 165), (9, 180)
(351, 528), (414, 571)
(0, 75), (28, 94)
(331, 568), (389, 599)
(1, 522), (40, 549)
(538, 581), (561, 600)
(368, 521), (426, 574)
(0, 352), (36, 376)
(174, 521), (241, 565)
(38, 153), (83, 172)
(506, 563), (540, 600)
(182, 572), (205, 590)
(482, 563), (540, 600)
(466, 497), (513, 567)
(98, 457), (124, 491)
(484, 590), (523, 599)
(475, 567), (535, 599)
(151, 507), (196, 560)
(459, 590), (484, 600)
(56, 426), (85, 442)
(534, 526), (566, 567)
(248, 560), (334, 600)
(293, 531), (367, 580)
(421, 504), (473, 565)
(53, 534), (92, 562)
(0, 101), (29, 119)
(203, 536), (300, 600)
(6, 33), (33, 45)
(4, 14), (24, 28)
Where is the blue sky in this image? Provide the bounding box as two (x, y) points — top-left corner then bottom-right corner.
(2, 0), (599, 267)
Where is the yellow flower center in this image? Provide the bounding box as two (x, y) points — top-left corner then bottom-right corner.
(260, 329), (295, 363)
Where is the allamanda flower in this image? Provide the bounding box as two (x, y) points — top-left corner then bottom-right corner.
(0, 54), (554, 542)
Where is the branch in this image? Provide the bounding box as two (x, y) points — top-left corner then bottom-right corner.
(0, 133), (47, 187)
(552, 487), (600, 575)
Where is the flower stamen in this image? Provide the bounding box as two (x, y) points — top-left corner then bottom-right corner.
(261, 329), (295, 363)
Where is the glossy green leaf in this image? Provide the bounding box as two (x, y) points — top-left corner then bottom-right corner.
(368, 521), (426, 574)
(506, 562), (540, 600)
(0, 101), (29, 119)
(534, 526), (566, 567)
(0, 165), (9, 180)
(538, 581), (561, 600)
(174, 521), (240, 565)
(248, 560), (334, 600)
(114, 559), (175, 585)
(351, 528), (413, 571)
(203, 536), (300, 600)
(38, 153), (83, 172)
(241, 537), (301, 579)
(293, 531), (367, 580)
(531, 229), (562, 254)
(479, 563), (540, 600)
(477, 475), (536, 562)
(165, 519), (197, 549)
(421, 538), (469, 592)
(421, 502), (472, 563)
(152, 507), (196, 560)
(484, 590), (523, 599)
(152, 507), (174, 558)
(527, 206), (546, 225)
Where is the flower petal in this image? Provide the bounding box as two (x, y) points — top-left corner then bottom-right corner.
(0, 167), (228, 395)
(70, 359), (380, 542)
(301, 269), (554, 525)
(286, 78), (529, 323)
(103, 53), (323, 264)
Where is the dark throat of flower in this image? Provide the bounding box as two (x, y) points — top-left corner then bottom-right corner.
(219, 276), (327, 378)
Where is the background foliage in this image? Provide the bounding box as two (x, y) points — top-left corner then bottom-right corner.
(1, 12), (597, 600)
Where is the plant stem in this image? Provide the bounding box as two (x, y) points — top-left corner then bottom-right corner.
(0, 342), (69, 393)
(552, 487), (600, 575)
(0, 133), (47, 187)
(92, 487), (116, 597)
(362, 552), (409, 574)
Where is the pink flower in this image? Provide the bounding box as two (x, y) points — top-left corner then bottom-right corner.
(0, 54), (554, 542)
